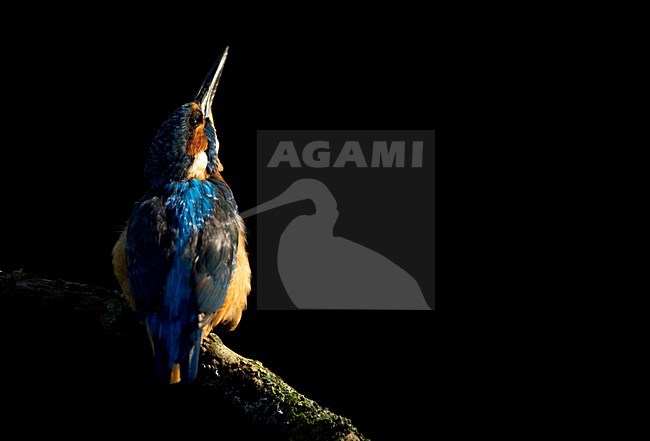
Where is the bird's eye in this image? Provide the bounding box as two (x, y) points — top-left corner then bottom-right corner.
(189, 113), (202, 128)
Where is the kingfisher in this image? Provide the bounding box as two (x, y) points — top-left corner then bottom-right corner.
(112, 47), (251, 384)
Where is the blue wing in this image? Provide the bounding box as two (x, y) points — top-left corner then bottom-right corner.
(192, 178), (239, 322)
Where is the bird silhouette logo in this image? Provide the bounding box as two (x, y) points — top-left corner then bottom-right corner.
(241, 179), (430, 310)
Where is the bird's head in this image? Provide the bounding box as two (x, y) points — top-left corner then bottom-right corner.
(145, 47), (229, 189)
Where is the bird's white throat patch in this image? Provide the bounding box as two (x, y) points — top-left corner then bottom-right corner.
(187, 151), (208, 179)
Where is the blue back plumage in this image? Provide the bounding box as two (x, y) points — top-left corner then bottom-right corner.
(127, 176), (239, 383)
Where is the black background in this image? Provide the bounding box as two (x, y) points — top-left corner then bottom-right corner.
(0, 16), (439, 439)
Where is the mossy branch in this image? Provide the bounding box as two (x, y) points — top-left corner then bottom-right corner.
(198, 334), (365, 440)
(0, 272), (367, 441)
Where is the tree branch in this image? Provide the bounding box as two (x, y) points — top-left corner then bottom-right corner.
(0, 271), (367, 441)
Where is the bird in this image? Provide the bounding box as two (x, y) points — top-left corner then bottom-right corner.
(112, 47), (251, 384)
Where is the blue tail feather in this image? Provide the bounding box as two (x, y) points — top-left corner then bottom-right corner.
(181, 329), (202, 383)
(151, 325), (201, 384)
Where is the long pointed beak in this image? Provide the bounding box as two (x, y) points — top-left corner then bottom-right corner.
(239, 179), (337, 219)
(195, 46), (229, 122)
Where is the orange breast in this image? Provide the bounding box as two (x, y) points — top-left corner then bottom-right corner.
(188, 124), (208, 155)
(203, 228), (252, 336)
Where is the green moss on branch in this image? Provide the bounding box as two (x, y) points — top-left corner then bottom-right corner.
(198, 334), (367, 440)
